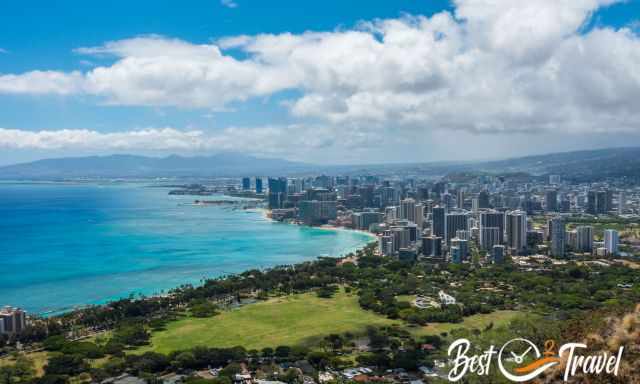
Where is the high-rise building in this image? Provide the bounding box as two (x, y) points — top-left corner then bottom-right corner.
(0, 307), (26, 335)
(400, 198), (416, 223)
(545, 190), (558, 212)
(255, 177), (263, 194)
(549, 175), (561, 185)
(587, 190), (611, 214)
(550, 217), (566, 257)
(566, 230), (578, 250)
(456, 230), (471, 241)
(415, 204), (425, 228)
(480, 227), (501, 250)
(422, 235), (443, 258)
(391, 226), (411, 252)
(299, 200), (337, 225)
(379, 235), (394, 256)
(451, 238), (469, 261)
(604, 229), (619, 256)
(575, 226), (594, 253)
(450, 246), (462, 264)
(478, 191), (491, 209)
(457, 189), (465, 209)
(479, 211), (505, 246)
(242, 177), (251, 190)
(446, 212), (469, 243)
(268, 177), (288, 209)
(506, 210), (527, 254)
(352, 211), (384, 231)
(385, 206), (398, 223)
(432, 207), (446, 239)
(618, 191), (626, 214)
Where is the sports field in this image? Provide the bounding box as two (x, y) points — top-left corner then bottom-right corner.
(140, 289), (400, 353)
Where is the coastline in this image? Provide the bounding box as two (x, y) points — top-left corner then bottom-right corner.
(257, 206), (377, 240)
(27, 205), (376, 318)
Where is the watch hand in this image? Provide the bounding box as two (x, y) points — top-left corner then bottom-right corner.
(518, 347), (532, 359)
(511, 352), (518, 359)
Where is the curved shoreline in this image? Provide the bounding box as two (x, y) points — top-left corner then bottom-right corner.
(33, 206), (375, 317)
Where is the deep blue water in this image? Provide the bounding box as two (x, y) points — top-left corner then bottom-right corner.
(0, 182), (374, 315)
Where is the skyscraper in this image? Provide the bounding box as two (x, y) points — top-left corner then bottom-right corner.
(478, 191), (491, 209)
(479, 211), (505, 246)
(545, 189), (558, 212)
(450, 246), (462, 264)
(242, 177), (251, 190)
(400, 198), (416, 223)
(255, 177), (263, 194)
(390, 226), (411, 252)
(446, 211), (469, 244)
(422, 235), (442, 259)
(480, 227), (501, 250)
(299, 200), (337, 225)
(618, 191), (626, 214)
(550, 216), (565, 257)
(268, 177), (288, 209)
(604, 229), (619, 256)
(506, 210), (527, 254)
(451, 238), (469, 261)
(457, 189), (465, 209)
(432, 207), (446, 239)
(587, 189), (610, 214)
(575, 226), (593, 253)
(414, 204), (425, 228)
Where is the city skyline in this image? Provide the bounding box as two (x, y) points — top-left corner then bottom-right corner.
(1, 0), (640, 166)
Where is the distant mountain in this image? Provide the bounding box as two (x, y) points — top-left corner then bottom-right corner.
(1, 147), (639, 181)
(0, 153), (312, 179)
(475, 147), (640, 181)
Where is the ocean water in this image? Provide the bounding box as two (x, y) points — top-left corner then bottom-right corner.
(0, 182), (374, 315)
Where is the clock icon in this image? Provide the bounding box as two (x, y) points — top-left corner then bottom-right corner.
(498, 338), (558, 383)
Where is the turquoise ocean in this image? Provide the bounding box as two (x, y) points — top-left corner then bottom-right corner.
(0, 182), (374, 315)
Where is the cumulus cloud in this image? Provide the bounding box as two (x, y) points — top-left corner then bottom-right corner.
(0, 0), (639, 135)
(0, 126), (381, 161)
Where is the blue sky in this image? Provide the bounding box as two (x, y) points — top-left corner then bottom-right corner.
(0, 0), (639, 165)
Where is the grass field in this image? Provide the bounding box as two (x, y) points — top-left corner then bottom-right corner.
(0, 351), (49, 377)
(410, 310), (524, 337)
(139, 289), (400, 353)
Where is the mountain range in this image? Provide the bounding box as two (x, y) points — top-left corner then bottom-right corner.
(0, 153), (310, 179)
(1, 147), (639, 180)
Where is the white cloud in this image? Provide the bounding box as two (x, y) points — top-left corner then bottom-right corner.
(0, 125), (382, 161)
(1, 0), (639, 136)
(220, 0), (238, 8)
(0, 70), (85, 95)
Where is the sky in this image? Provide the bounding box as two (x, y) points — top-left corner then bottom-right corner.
(0, 0), (639, 166)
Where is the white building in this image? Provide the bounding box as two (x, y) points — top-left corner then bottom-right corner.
(604, 229), (619, 256)
(438, 290), (456, 305)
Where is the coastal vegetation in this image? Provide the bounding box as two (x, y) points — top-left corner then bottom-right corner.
(2, 242), (640, 384)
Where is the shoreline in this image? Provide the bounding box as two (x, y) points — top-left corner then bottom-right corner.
(31, 207), (375, 318)
(258, 207), (378, 240)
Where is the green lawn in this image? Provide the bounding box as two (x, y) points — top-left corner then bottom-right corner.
(410, 310), (524, 337)
(139, 289), (400, 353)
(0, 351), (49, 377)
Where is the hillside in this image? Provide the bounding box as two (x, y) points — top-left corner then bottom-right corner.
(0, 153), (311, 179)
